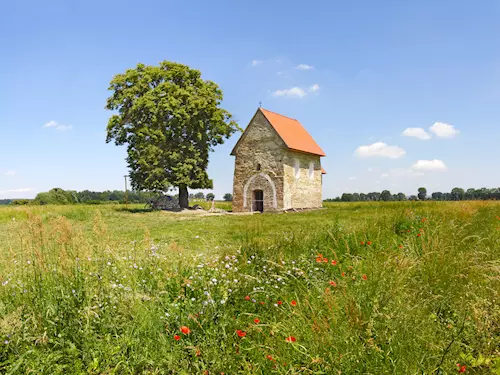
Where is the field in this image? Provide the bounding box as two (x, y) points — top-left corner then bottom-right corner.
(0, 201), (499, 374)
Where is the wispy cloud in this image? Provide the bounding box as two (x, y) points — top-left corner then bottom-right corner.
(429, 122), (459, 138)
(354, 142), (406, 159)
(0, 187), (35, 196)
(5, 170), (16, 176)
(272, 87), (307, 98)
(296, 64), (314, 70)
(309, 84), (320, 92)
(348, 176), (356, 180)
(402, 127), (431, 140)
(251, 59), (263, 67)
(412, 159), (447, 171)
(43, 120), (73, 131)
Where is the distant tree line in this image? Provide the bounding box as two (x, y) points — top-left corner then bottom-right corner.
(325, 187), (500, 202)
(6, 188), (232, 205)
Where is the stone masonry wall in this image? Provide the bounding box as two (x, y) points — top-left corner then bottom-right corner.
(232, 111), (285, 212)
(282, 151), (323, 210)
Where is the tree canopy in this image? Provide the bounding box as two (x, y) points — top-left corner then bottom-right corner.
(105, 61), (239, 207)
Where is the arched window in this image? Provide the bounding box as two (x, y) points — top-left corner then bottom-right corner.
(294, 159), (300, 179)
(308, 162), (314, 180)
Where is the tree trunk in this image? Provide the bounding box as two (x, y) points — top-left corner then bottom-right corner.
(178, 184), (189, 208)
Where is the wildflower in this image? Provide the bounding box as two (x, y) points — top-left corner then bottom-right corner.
(367, 241), (372, 245)
(267, 354), (274, 361)
(260, 301), (265, 305)
(329, 281), (337, 287)
(277, 301), (283, 305)
(323, 258), (328, 263)
(417, 233), (421, 237)
(331, 260), (337, 265)
(174, 335), (181, 341)
(254, 318), (260, 324)
(236, 330), (246, 338)
(341, 272), (346, 277)
(245, 295), (251, 301)
(360, 241), (365, 245)
(290, 300), (297, 306)
(456, 364), (466, 373)
(285, 336), (296, 343)
(398, 244), (403, 248)
(180, 326), (191, 335)
(362, 274), (368, 281)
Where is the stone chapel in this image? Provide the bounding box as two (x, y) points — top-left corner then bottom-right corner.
(231, 108), (326, 212)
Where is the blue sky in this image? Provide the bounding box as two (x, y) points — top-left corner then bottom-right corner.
(1, 0), (499, 199)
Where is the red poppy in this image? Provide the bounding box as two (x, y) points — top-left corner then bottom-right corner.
(290, 300), (297, 306)
(236, 330), (246, 337)
(360, 241), (365, 245)
(174, 335), (181, 341)
(277, 300), (283, 305)
(331, 260), (337, 265)
(362, 274), (368, 281)
(367, 241), (372, 245)
(315, 257), (323, 263)
(260, 301), (265, 305)
(180, 326), (191, 335)
(285, 336), (296, 343)
(245, 295), (251, 301)
(254, 318), (260, 324)
(456, 364), (466, 373)
(341, 272), (346, 277)
(266, 355), (274, 361)
(323, 258), (328, 263)
(421, 218), (427, 222)
(329, 281), (337, 287)
(417, 233), (421, 237)
(398, 244), (403, 248)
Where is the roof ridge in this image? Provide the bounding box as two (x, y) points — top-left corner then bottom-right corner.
(260, 108), (298, 122)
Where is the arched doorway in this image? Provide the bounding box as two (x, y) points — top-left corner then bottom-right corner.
(252, 190), (264, 212)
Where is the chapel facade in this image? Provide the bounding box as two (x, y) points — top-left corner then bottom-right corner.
(231, 108), (326, 213)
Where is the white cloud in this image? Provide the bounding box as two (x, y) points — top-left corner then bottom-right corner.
(429, 122), (459, 138)
(411, 159), (447, 171)
(251, 60), (263, 67)
(309, 84), (320, 92)
(0, 187), (35, 196)
(354, 142), (406, 159)
(348, 176), (356, 180)
(44, 120), (58, 128)
(272, 87), (307, 98)
(381, 173), (389, 178)
(43, 120), (73, 131)
(5, 170), (16, 176)
(402, 127), (431, 140)
(296, 64), (314, 70)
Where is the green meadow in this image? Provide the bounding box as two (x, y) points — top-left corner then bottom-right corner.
(0, 201), (499, 374)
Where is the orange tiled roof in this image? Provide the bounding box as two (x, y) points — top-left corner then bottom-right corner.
(321, 167), (327, 174)
(259, 108), (326, 157)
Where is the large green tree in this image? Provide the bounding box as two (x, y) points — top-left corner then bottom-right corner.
(105, 61), (239, 208)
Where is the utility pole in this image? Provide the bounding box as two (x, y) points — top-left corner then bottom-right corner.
(124, 175), (128, 208)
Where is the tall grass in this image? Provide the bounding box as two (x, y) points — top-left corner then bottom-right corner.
(0, 202), (499, 374)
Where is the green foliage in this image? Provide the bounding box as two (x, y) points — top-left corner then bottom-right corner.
(194, 192), (205, 199)
(33, 188), (78, 205)
(206, 193), (215, 201)
(223, 193), (233, 201)
(418, 187), (427, 200)
(1, 202), (499, 374)
(105, 61), (239, 207)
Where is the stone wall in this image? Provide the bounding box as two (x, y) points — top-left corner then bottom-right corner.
(282, 150), (323, 209)
(232, 111), (285, 212)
